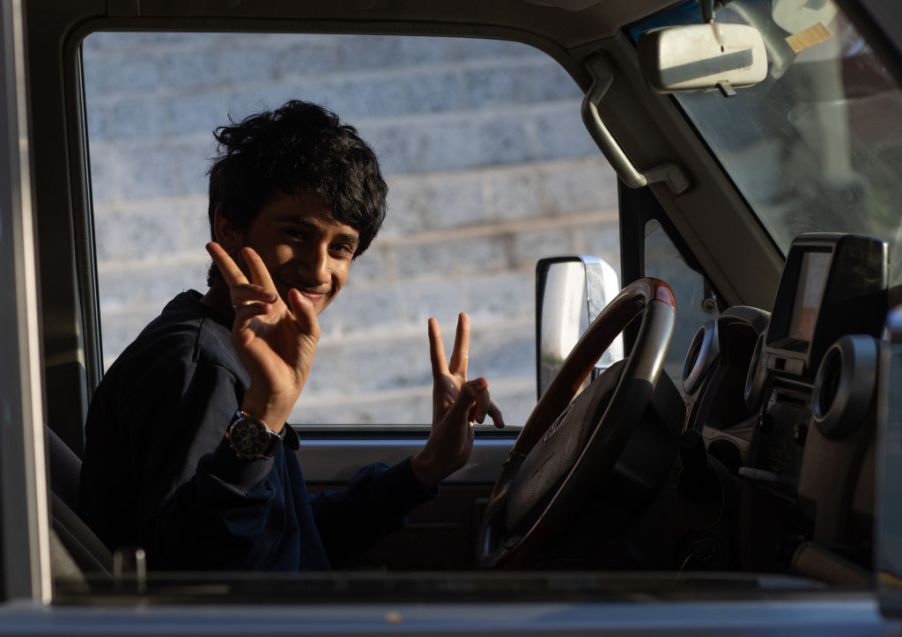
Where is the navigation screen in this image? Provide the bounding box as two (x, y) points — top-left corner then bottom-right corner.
(788, 251), (831, 342)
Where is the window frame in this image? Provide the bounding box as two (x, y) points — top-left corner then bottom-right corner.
(75, 28), (618, 434)
(0, 0), (52, 604)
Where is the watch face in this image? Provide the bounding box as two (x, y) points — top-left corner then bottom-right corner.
(229, 416), (276, 459)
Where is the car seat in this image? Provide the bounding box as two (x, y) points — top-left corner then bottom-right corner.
(46, 427), (113, 582)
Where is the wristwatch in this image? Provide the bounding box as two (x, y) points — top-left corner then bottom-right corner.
(226, 409), (284, 460)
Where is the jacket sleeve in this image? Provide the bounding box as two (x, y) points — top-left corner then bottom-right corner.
(116, 351), (284, 571)
(310, 457), (435, 567)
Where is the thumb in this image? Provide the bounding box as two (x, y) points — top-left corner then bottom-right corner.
(286, 288), (321, 340)
(446, 377), (488, 424)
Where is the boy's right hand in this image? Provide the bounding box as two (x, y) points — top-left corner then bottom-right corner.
(206, 241), (319, 431)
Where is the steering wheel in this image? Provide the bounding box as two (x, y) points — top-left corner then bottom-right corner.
(478, 277), (677, 568)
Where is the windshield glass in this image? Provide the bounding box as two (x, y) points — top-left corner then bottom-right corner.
(635, 0), (902, 282)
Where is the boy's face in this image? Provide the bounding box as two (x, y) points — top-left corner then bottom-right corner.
(221, 191), (359, 315)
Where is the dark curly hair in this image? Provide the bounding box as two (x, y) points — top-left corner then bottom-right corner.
(207, 100), (387, 285)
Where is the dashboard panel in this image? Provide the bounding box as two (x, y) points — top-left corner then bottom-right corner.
(684, 233), (888, 575)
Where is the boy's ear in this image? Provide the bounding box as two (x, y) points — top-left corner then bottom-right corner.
(212, 206), (243, 254)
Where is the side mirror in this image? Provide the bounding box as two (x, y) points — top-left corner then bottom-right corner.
(638, 23), (767, 95)
(536, 256), (623, 400)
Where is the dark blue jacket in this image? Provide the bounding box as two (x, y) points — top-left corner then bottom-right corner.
(79, 291), (431, 571)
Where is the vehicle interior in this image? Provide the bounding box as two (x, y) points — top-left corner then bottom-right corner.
(7, 0), (902, 608)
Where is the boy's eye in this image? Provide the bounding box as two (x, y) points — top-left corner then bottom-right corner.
(332, 242), (356, 256)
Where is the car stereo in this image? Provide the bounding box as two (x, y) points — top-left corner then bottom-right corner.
(764, 234), (887, 382)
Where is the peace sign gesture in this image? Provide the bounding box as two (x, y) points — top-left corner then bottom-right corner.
(411, 313), (505, 488)
(206, 241), (319, 432)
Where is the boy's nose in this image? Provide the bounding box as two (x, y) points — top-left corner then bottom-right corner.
(297, 245), (331, 288)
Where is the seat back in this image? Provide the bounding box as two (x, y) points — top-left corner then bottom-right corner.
(47, 425), (81, 509)
(46, 427), (114, 581)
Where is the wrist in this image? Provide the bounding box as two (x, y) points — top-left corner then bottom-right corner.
(410, 450), (446, 489)
(241, 393), (291, 433)
(226, 409), (283, 460)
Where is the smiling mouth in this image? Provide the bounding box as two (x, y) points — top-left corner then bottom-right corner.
(286, 285), (329, 305)
(299, 290), (326, 303)
(274, 279), (329, 303)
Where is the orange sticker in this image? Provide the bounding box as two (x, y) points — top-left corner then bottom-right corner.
(786, 22), (832, 54)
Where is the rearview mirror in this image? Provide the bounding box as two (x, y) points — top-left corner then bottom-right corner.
(536, 256), (623, 399)
(638, 23), (767, 94)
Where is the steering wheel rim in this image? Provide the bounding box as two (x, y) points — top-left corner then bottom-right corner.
(478, 277), (676, 568)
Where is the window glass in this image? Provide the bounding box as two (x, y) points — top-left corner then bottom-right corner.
(635, 0), (902, 282)
(644, 219), (718, 390)
(83, 33), (620, 427)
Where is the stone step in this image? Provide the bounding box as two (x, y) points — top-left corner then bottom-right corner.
(83, 32), (545, 99)
(85, 57), (578, 140)
(96, 209), (620, 333)
(88, 100), (597, 202)
(291, 375), (536, 427)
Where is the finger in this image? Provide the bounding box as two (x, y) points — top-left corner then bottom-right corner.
(448, 312), (470, 377)
(286, 288), (320, 340)
(241, 246), (278, 294)
(207, 242), (248, 286)
(232, 301), (269, 333)
(229, 283), (278, 307)
(448, 377), (488, 425)
(472, 382), (489, 424)
(428, 317), (449, 379)
(487, 400), (506, 430)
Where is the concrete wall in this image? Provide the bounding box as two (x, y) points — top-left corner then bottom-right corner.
(84, 33), (620, 426)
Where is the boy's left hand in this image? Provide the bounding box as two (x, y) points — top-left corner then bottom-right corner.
(411, 313), (504, 489)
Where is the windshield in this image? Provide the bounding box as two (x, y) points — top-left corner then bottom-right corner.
(636, 0), (902, 282)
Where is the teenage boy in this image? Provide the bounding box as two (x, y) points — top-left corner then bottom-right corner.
(79, 100), (503, 571)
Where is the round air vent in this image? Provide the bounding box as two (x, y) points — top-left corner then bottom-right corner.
(708, 438), (742, 475)
(812, 335), (878, 440)
(683, 321), (718, 395)
(744, 331), (768, 411)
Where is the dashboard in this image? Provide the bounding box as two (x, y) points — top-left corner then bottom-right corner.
(680, 233), (888, 577)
